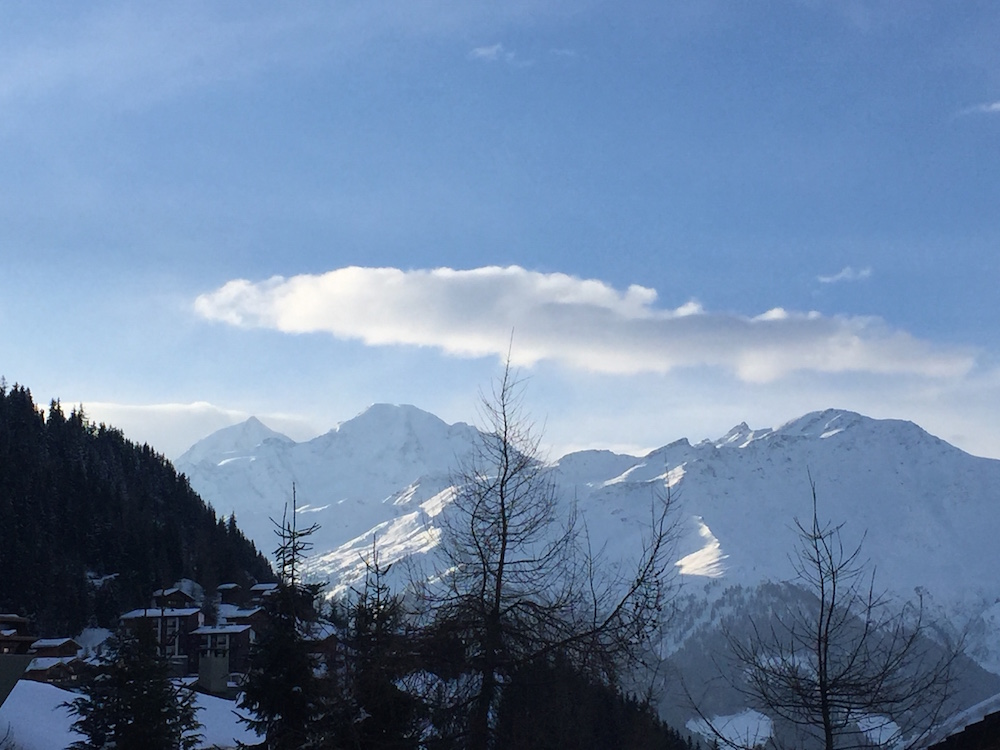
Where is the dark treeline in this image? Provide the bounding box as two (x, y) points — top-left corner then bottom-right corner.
(0, 382), (274, 636)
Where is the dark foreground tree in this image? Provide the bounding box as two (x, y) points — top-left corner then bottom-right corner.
(324, 543), (425, 749)
(495, 653), (693, 750)
(238, 488), (327, 749)
(419, 359), (676, 750)
(65, 622), (201, 750)
(716, 480), (958, 750)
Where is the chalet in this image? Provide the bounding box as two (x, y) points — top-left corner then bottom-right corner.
(0, 614), (34, 655)
(120, 606), (204, 676)
(23, 638), (88, 688)
(0, 615), (34, 709)
(194, 623), (253, 697)
(151, 587), (197, 609)
(220, 604), (267, 632)
(31, 637), (81, 658)
(249, 582), (278, 605)
(217, 582), (246, 607)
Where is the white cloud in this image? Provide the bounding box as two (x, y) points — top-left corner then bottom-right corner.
(468, 42), (527, 66)
(194, 265), (974, 383)
(959, 101), (1000, 116)
(817, 266), (872, 284)
(469, 43), (506, 61)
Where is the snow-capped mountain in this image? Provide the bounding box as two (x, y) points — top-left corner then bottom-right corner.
(176, 404), (1000, 736)
(177, 405), (1000, 608)
(176, 404), (482, 564)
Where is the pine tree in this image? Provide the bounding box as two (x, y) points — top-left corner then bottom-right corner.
(238, 486), (327, 749)
(326, 543), (424, 749)
(65, 621), (201, 750)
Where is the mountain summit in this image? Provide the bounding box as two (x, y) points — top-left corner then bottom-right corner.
(176, 404), (481, 556)
(175, 404), (1000, 733)
(178, 405), (998, 595)
(176, 405), (1000, 667)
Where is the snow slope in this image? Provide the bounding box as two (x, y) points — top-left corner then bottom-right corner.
(0, 680), (257, 749)
(179, 406), (1000, 614)
(176, 405), (1000, 735)
(177, 404), (480, 568)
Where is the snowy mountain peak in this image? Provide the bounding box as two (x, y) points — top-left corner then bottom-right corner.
(774, 408), (866, 439)
(177, 404), (1000, 618)
(176, 416), (293, 466)
(769, 409), (958, 455)
(716, 422), (754, 447)
(309, 403), (480, 466)
(713, 421), (775, 449)
(333, 403), (454, 440)
(174, 405), (1000, 725)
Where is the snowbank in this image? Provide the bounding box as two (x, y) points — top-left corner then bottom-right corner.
(0, 680), (258, 749)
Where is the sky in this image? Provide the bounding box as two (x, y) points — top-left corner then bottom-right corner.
(1, 1), (999, 461)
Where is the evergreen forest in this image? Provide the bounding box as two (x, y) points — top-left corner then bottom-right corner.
(0, 381), (274, 636)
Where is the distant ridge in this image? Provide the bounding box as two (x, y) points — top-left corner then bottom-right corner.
(175, 403), (1000, 732)
(176, 404), (999, 601)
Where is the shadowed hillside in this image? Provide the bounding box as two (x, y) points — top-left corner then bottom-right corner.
(0, 382), (275, 636)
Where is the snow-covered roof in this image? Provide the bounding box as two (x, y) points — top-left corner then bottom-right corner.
(249, 583), (278, 592)
(30, 638), (78, 650)
(152, 587), (194, 599)
(26, 656), (80, 672)
(217, 583), (240, 590)
(120, 607), (201, 619)
(219, 605), (262, 619)
(193, 624), (251, 635)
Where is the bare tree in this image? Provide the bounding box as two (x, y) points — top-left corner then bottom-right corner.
(238, 484), (326, 749)
(0, 724), (19, 750)
(715, 480), (958, 750)
(420, 359), (676, 750)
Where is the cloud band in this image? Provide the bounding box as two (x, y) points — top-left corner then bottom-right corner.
(194, 265), (974, 382)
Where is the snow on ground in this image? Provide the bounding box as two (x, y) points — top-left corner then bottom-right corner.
(74, 628), (112, 660)
(0, 682), (73, 750)
(0, 680), (258, 749)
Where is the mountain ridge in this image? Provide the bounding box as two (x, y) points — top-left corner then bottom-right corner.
(174, 403), (1000, 735)
(175, 404), (999, 606)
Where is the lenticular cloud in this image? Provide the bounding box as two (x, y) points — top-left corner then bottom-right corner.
(193, 265), (974, 382)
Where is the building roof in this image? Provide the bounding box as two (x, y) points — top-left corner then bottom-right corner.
(120, 607), (202, 620)
(30, 638), (79, 650)
(217, 583), (241, 591)
(193, 625), (251, 635)
(26, 656), (80, 672)
(249, 583), (278, 592)
(219, 604), (263, 620)
(152, 587), (195, 600)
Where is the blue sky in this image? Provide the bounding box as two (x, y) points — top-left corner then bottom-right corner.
(2, 1), (999, 460)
